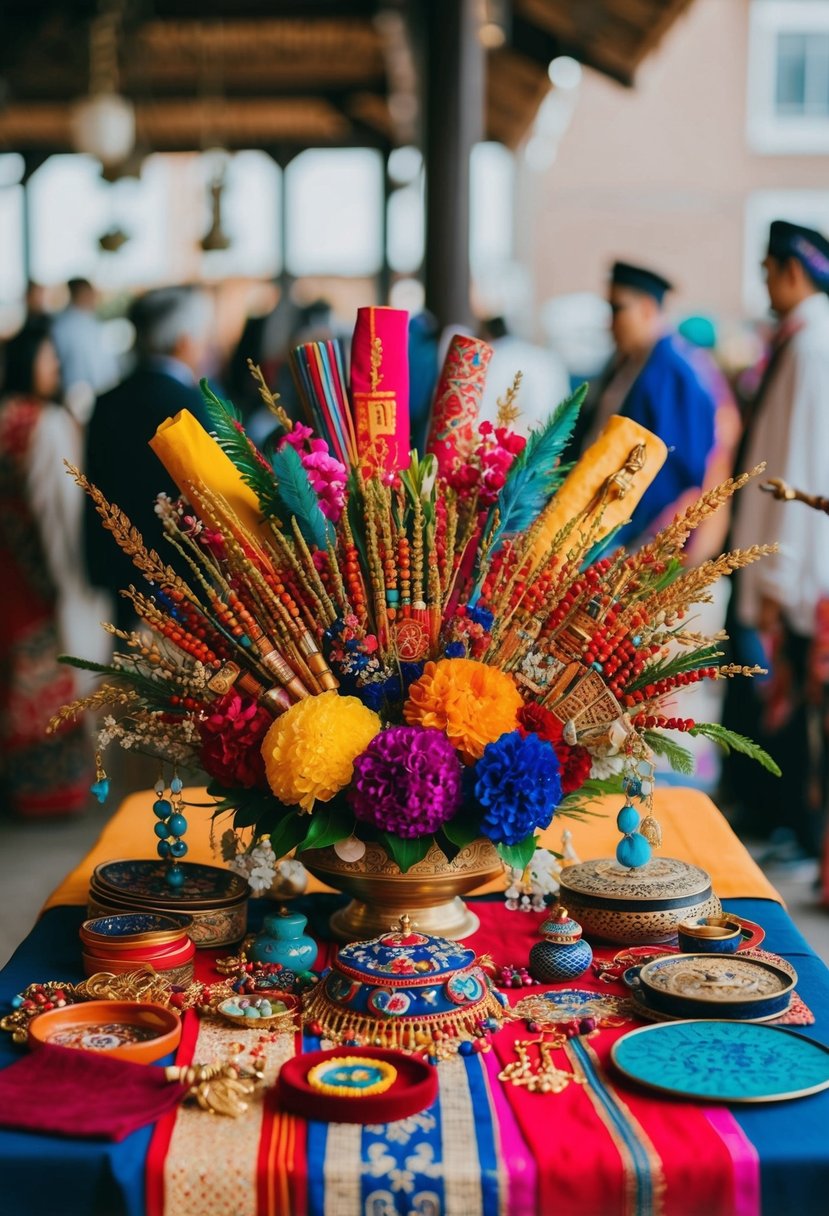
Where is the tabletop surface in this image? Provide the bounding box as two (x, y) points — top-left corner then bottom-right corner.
(1, 788), (825, 1216)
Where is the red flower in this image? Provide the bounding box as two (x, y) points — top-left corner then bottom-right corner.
(517, 702), (592, 795)
(199, 692), (272, 789)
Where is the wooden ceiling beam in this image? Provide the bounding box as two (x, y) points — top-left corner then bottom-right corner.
(142, 1), (380, 19)
(7, 71), (390, 104)
(0, 97), (395, 153)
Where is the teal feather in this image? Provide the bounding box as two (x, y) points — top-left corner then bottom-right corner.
(483, 383), (587, 556)
(269, 442), (332, 550)
(199, 379), (277, 506)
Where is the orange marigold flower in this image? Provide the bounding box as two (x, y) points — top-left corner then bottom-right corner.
(403, 657), (523, 763)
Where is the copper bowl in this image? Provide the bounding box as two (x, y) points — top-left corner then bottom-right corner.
(28, 1000), (181, 1064)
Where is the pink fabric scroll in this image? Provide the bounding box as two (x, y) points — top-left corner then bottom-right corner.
(350, 306), (410, 477)
(426, 334), (493, 476)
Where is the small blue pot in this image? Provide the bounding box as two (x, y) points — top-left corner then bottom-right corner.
(677, 916), (742, 955)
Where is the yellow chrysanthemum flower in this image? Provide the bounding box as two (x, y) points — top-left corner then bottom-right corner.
(403, 657), (523, 763)
(261, 691), (381, 812)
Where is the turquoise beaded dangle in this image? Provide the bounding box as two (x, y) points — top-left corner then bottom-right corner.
(153, 771), (188, 888)
(90, 752), (110, 805)
(615, 802), (652, 869)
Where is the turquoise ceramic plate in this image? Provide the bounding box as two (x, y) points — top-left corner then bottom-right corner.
(612, 1020), (829, 1102)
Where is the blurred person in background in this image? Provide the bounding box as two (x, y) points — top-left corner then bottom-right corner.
(478, 315), (570, 435)
(722, 220), (829, 862)
(84, 286), (212, 630)
(676, 315), (742, 563)
(571, 263), (717, 546)
(51, 278), (120, 425)
(226, 286), (296, 423)
(25, 281), (48, 319)
(0, 318), (108, 817)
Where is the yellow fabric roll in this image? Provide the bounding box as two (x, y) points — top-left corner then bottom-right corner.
(528, 415), (668, 569)
(150, 409), (265, 540)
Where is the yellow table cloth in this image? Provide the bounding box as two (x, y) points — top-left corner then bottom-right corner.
(43, 785), (780, 911)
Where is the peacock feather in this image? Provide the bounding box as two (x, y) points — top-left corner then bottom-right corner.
(481, 383), (587, 559)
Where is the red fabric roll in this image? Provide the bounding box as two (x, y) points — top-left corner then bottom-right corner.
(0, 1043), (186, 1140)
(426, 335), (492, 476)
(350, 306), (410, 478)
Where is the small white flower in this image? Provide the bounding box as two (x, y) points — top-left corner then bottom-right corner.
(590, 754), (624, 781)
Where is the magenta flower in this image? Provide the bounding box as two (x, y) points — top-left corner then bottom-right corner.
(349, 726), (463, 839)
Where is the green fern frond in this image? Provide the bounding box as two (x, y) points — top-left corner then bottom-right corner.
(627, 644), (723, 693)
(642, 730), (695, 775)
(689, 722), (781, 776)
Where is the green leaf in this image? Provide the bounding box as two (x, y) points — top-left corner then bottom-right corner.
(557, 776), (623, 821)
(269, 811), (309, 859)
(689, 723), (781, 776)
(296, 802), (354, 853)
(497, 837), (538, 871)
(642, 730), (695, 775)
(379, 832), (432, 874)
(434, 830), (461, 864)
(442, 809), (480, 851)
(559, 776), (625, 807)
(232, 801), (264, 829)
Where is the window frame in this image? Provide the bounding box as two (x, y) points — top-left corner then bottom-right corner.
(747, 0), (829, 154)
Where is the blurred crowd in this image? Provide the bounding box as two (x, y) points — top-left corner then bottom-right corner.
(1, 219), (829, 903)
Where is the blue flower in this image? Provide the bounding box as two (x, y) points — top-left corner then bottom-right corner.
(468, 730), (562, 846)
(467, 605), (494, 631)
(444, 641), (466, 658)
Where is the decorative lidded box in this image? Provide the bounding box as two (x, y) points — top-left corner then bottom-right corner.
(303, 916), (506, 1055)
(558, 856), (721, 944)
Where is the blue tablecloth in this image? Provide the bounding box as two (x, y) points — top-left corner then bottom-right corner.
(1, 897), (828, 1216)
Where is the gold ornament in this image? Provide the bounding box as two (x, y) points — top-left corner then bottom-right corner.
(497, 1035), (584, 1095)
(165, 1059), (265, 1118)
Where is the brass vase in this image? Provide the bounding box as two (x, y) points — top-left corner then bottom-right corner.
(301, 838), (505, 942)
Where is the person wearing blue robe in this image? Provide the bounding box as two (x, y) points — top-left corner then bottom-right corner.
(575, 262), (717, 546)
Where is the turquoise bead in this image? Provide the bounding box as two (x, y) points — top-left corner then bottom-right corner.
(616, 832), (652, 869)
(616, 804), (640, 834)
(153, 799), (172, 819)
(153, 821), (170, 839)
(170, 776), (183, 794)
(90, 778), (110, 804)
(157, 840), (172, 859)
(170, 839), (188, 858)
(168, 813), (188, 837)
(166, 866), (186, 889)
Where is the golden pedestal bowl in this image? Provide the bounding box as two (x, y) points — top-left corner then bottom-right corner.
(301, 838), (506, 942)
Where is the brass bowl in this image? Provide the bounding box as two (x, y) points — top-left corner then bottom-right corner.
(302, 838), (505, 942)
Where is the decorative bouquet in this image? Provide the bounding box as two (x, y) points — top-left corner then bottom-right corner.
(55, 308), (777, 893)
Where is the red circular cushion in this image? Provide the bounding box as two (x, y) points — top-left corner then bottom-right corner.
(275, 1046), (438, 1124)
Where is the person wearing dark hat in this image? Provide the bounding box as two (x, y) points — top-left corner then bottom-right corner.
(572, 260), (717, 544)
(721, 220), (829, 860)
